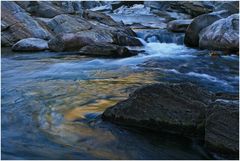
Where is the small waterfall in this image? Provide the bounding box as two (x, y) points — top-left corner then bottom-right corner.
(136, 37), (148, 46)
(135, 29), (185, 45)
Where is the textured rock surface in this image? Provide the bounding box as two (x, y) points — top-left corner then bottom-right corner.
(12, 38), (48, 51)
(48, 33), (94, 51)
(184, 10), (231, 47)
(45, 14), (92, 34)
(103, 83), (212, 137)
(199, 14), (239, 52)
(167, 19), (192, 32)
(1, 1), (50, 47)
(205, 100), (239, 159)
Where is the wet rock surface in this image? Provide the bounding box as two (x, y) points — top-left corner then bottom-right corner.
(103, 83), (212, 137)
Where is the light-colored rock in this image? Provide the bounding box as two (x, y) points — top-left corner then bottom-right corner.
(12, 38), (49, 51)
(184, 10), (231, 47)
(199, 14), (239, 52)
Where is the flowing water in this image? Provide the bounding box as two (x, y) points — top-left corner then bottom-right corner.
(1, 30), (239, 159)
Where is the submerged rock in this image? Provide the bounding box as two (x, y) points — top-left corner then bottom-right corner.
(199, 14), (239, 53)
(78, 43), (137, 58)
(102, 83), (212, 137)
(205, 100), (239, 159)
(167, 19), (192, 32)
(12, 38), (48, 51)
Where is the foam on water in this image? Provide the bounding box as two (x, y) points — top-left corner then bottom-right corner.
(144, 42), (196, 57)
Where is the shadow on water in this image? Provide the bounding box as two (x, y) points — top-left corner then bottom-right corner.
(1, 41), (239, 159)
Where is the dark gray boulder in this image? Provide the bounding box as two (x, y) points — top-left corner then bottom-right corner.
(102, 83), (212, 137)
(199, 14), (239, 53)
(78, 43), (137, 58)
(1, 1), (50, 47)
(184, 10), (231, 47)
(205, 100), (239, 159)
(167, 19), (192, 32)
(12, 38), (48, 51)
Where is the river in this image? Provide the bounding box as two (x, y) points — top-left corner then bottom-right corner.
(1, 27), (239, 159)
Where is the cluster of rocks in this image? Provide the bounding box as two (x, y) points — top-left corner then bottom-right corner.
(2, 1), (239, 55)
(102, 83), (239, 159)
(1, 1), (142, 57)
(144, 1), (239, 54)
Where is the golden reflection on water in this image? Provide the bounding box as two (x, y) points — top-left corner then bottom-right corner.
(27, 69), (162, 159)
(64, 99), (119, 121)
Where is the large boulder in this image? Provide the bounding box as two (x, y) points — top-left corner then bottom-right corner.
(12, 38), (48, 51)
(48, 33), (94, 51)
(199, 14), (239, 53)
(184, 10), (231, 47)
(167, 19), (192, 32)
(205, 100), (239, 159)
(78, 43), (137, 58)
(102, 83), (212, 137)
(1, 1), (50, 47)
(45, 14), (92, 34)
